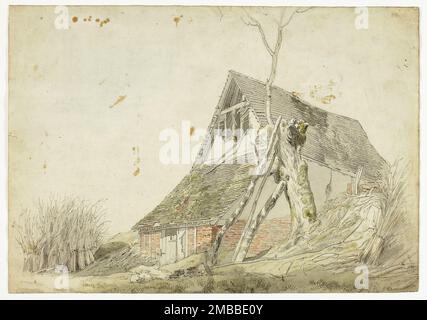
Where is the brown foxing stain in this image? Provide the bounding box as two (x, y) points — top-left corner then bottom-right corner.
(131, 146), (142, 177)
(109, 95), (126, 108)
(8, 132), (17, 139)
(321, 95), (336, 104)
(173, 15), (183, 27)
(33, 64), (38, 72)
(43, 162), (47, 170)
(100, 18), (110, 27)
(132, 146), (141, 166)
(73, 16), (111, 26)
(189, 126), (195, 136)
(403, 58), (408, 68)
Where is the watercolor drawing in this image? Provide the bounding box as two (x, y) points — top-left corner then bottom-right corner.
(8, 6), (419, 293)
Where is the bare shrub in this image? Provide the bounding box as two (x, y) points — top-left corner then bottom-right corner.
(359, 160), (409, 265)
(16, 196), (108, 273)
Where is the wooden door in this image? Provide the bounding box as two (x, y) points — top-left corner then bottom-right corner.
(176, 228), (187, 261)
(160, 229), (177, 265)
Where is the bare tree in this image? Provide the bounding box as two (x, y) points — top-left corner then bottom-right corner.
(207, 7), (317, 266)
(242, 7), (311, 126)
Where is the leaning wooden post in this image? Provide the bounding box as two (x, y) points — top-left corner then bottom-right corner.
(207, 116), (282, 266)
(354, 166), (364, 195)
(232, 131), (282, 262)
(233, 180), (287, 262)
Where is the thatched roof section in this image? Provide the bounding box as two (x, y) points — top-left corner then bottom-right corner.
(133, 164), (253, 230)
(227, 70), (388, 181)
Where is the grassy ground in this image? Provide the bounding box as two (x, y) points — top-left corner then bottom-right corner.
(10, 185), (418, 294)
(11, 256), (417, 293)
(11, 269), (417, 294)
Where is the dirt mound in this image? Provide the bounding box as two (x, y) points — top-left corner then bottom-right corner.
(94, 241), (130, 260)
(108, 230), (139, 245)
(77, 244), (155, 277)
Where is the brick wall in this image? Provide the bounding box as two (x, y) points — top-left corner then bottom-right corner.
(195, 225), (214, 253)
(221, 218), (291, 257)
(151, 232), (161, 258)
(248, 218), (291, 256)
(186, 226), (196, 256)
(139, 218), (291, 261)
(212, 225), (222, 241)
(221, 220), (247, 249)
(139, 231), (161, 259)
(140, 232), (148, 254)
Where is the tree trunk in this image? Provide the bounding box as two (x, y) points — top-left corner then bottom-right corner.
(233, 180), (287, 262)
(207, 116), (282, 266)
(277, 119), (317, 242)
(265, 32), (281, 126)
(232, 119), (317, 262)
(265, 79), (273, 126)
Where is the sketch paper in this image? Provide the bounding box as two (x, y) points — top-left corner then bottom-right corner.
(8, 6), (419, 293)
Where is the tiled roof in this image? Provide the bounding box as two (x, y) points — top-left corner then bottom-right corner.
(228, 70), (388, 180)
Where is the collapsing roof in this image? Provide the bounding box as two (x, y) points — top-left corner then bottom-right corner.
(134, 70), (388, 229)
(215, 70), (388, 181)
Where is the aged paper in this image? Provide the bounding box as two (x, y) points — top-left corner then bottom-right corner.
(8, 6), (419, 293)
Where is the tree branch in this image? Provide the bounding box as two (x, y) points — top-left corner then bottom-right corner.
(242, 9), (274, 56)
(279, 7), (313, 31)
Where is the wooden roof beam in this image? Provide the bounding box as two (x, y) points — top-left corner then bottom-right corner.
(220, 101), (249, 115)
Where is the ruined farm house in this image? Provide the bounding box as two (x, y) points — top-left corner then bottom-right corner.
(133, 70), (387, 266)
